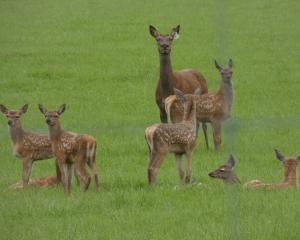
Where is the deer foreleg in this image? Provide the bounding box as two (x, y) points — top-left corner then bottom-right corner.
(202, 122), (209, 149)
(184, 151), (193, 183)
(22, 158), (33, 187)
(212, 121), (222, 151)
(175, 154), (184, 180)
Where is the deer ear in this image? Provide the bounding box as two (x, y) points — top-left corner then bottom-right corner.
(174, 88), (186, 103)
(149, 25), (159, 38)
(20, 104), (29, 114)
(215, 60), (222, 70)
(228, 154), (236, 168)
(57, 104), (66, 115)
(275, 149), (285, 162)
(228, 59), (233, 68)
(194, 88), (201, 96)
(38, 104), (47, 114)
(171, 25), (180, 40)
(0, 104), (8, 114)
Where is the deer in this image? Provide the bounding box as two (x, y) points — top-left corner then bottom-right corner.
(38, 104), (99, 195)
(149, 25), (209, 149)
(244, 149), (300, 189)
(10, 176), (59, 189)
(209, 150), (299, 189)
(0, 104), (61, 188)
(164, 59), (234, 151)
(145, 88), (198, 185)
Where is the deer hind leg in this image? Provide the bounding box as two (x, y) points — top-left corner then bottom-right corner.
(75, 160), (91, 192)
(212, 121), (221, 151)
(184, 151), (193, 183)
(87, 143), (99, 192)
(148, 150), (167, 185)
(175, 154), (184, 180)
(22, 158), (33, 187)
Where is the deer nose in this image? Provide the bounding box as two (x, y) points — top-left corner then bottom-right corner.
(46, 119), (51, 124)
(162, 44), (169, 49)
(7, 120), (12, 125)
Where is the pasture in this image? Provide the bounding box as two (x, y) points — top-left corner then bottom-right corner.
(0, 0), (299, 239)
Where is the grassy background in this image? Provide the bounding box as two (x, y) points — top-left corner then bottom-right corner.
(0, 0), (300, 239)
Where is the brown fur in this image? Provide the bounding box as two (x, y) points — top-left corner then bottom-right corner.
(145, 89), (198, 184)
(0, 104), (61, 188)
(149, 25), (209, 148)
(39, 104), (99, 195)
(10, 176), (59, 189)
(165, 59), (233, 151)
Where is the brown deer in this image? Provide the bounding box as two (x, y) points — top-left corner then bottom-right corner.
(0, 104), (61, 188)
(145, 88), (198, 185)
(209, 150), (299, 189)
(164, 59), (233, 151)
(208, 154), (241, 184)
(149, 25), (209, 148)
(244, 149), (300, 189)
(38, 104), (99, 195)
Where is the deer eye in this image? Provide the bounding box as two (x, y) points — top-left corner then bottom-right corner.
(219, 168), (225, 172)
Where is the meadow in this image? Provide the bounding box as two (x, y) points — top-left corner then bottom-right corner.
(0, 0), (300, 239)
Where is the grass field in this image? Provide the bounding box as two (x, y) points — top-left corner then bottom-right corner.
(0, 0), (300, 239)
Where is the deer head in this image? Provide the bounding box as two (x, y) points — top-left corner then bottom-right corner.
(0, 104), (28, 127)
(215, 59), (233, 83)
(38, 104), (66, 127)
(208, 154), (240, 184)
(275, 149), (300, 184)
(149, 25), (180, 55)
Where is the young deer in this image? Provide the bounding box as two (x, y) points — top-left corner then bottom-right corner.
(145, 88), (198, 185)
(0, 104), (61, 188)
(149, 25), (209, 148)
(208, 154), (241, 184)
(10, 176), (59, 189)
(39, 104), (99, 195)
(164, 59), (233, 151)
(244, 149), (300, 189)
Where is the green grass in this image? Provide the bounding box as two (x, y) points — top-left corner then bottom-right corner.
(0, 0), (300, 239)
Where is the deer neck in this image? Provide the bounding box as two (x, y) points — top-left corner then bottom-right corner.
(159, 54), (175, 98)
(8, 124), (25, 144)
(48, 122), (64, 141)
(220, 79), (233, 111)
(224, 171), (240, 184)
(183, 100), (197, 128)
(283, 164), (298, 186)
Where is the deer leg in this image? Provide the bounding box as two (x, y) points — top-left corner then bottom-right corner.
(75, 162), (91, 192)
(55, 160), (62, 185)
(148, 151), (167, 185)
(202, 122), (209, 149)
(212, 121), (222, 151)
(57, 159), (69, 195)
(175, 154), (184, 180)
(22, 158), (33, 187)
(184, 151), (193, 183)
(66, 163), (73, 193)
(87, 157), (99, 192)
(74, 170), (81, 187)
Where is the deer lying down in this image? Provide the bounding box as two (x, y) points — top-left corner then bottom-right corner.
(0, 104), (61, 188)
(10, 176), (59, 189)
(164, 59), (233, 151)
(208, 150), (299, 189)
(145, 88), (198, 185)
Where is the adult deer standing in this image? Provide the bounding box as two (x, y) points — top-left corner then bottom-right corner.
(149, 25), (209, 148)
(0, 104), (61, 188)
(165, 59), (234, 151)
(145, 89), (198, 184)
(39, 104), (99, 195)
